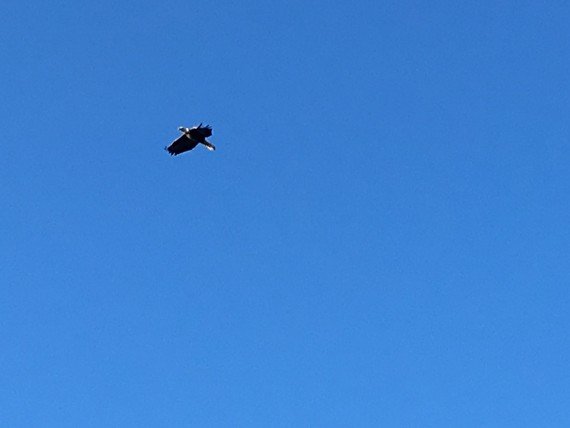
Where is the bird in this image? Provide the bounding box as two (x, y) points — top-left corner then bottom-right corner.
(165, 123), (216, 156)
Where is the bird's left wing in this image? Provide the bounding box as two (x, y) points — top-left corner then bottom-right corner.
(194, 124), (212, 138)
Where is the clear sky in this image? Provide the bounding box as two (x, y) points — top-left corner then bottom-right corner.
(2, 0), (570, 426)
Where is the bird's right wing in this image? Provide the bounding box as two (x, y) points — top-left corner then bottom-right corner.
(165, 135), (199, 156)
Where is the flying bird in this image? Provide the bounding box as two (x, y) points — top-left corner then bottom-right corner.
(165, 124), (216, 156)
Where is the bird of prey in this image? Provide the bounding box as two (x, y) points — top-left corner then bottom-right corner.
(165, 124), (216, 156)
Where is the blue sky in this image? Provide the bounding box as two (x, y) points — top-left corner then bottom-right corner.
(2, 0), (570, 426)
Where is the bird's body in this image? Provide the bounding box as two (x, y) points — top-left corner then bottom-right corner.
(165, 124), (215, 156)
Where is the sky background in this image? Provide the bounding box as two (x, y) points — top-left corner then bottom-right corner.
(2, 0), (570, 426)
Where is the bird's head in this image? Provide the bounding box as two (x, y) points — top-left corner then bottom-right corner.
(178, 126), (189, 133)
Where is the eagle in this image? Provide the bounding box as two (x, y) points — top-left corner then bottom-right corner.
(165, 124), (215, 156)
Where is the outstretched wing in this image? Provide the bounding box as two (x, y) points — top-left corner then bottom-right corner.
(189, 124), (212, 141)
(165, 135), (199, 156)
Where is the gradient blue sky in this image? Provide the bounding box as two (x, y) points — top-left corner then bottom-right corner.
(2, 1), (570, 426)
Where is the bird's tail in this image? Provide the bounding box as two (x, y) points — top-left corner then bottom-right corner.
(202, 141), (216, 151)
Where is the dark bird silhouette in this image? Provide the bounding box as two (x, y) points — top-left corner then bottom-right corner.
(165, 124), (215, 156)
